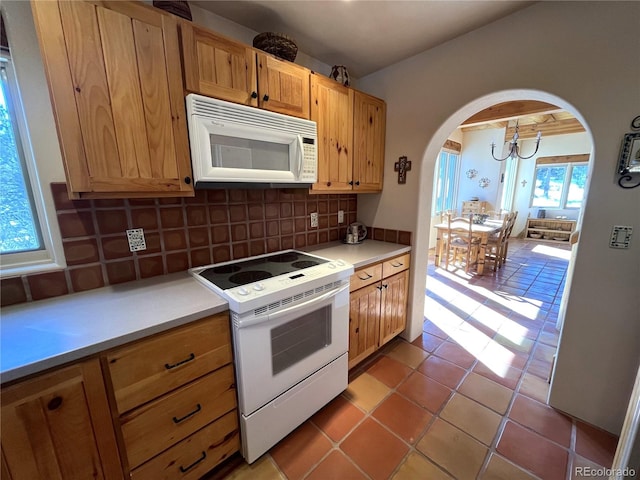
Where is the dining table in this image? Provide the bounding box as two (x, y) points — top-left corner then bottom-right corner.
(433, 219), (504, 275)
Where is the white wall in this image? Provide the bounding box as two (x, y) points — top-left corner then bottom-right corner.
(457, 128), (504, 210)
(357, 1), (640, 434)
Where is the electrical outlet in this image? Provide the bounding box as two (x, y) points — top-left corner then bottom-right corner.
(338, 210), (344, 224)
(126, 228), (147, 252)
(310, 212), (319, 228)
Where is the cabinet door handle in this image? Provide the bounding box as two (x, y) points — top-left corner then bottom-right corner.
(172, 403), (202, 424)
(376, 285), (383, 290)
(390, 261), (403, 268)
(355, 181), (360, 186)
(263, 94), (269, 101)
(357, 273), (373, 280)
(348, 180), (354, 186)
(179, 451), (206, 473)
(382, 284), (388, 289)
(48, 396), (63, 411)
(164, 353), (195, 370)
(251, 91), (258, 99)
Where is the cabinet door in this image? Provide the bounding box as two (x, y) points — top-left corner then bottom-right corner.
(1, 359), (122, 480)
(32, 1), (193, 198)
(379, 270), (409, 347)
(310, 74), (354, 193)
(257, 53), (310, 119)
(348, 283), (381, 369)
(353, 91), (386, 192)
(181, 23), (258, 107)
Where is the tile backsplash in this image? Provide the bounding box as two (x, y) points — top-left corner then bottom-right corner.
(1, 184), (411, 307)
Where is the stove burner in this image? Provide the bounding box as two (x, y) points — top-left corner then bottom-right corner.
(292, 260), (319, 269)
(270, 252), (299, 263)
(229, 270), (273, 285)
(212, 264), (241, 274)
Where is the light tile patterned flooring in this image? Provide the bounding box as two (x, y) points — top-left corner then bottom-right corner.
(213, 240), (619, 480)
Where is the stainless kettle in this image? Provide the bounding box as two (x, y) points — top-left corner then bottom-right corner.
(345, 222), (367, 244)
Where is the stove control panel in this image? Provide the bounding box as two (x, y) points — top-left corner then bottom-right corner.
(226, 260), (352, 305)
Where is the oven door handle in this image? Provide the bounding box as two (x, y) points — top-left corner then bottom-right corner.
(237, 283), (350, 328)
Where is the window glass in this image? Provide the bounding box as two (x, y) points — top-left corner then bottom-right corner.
(532, 166), (566, 207)
(566, 164), (588, 208)
(531, 163), (588, 209)
(0, 60), (43, 254)
(433, 150), (459, 215)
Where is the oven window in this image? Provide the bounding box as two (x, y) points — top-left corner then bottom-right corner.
(210, 134), (290, 171)
(271, 305), (331, 375)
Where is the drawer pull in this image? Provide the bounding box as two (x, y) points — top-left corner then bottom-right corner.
(357, 272), (373, 280)
(390, 261), (403, 268)
(164, 353), (195, 370)
(179, 451), (206, 473)
(172, 403), (202, 424)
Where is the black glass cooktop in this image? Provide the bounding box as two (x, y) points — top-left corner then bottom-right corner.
(198, 250), (329, 290)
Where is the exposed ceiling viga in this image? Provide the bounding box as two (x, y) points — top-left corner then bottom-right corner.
(190, 0), (535, 78)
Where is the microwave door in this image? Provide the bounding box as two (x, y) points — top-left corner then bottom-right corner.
(196, 120), (298, 183)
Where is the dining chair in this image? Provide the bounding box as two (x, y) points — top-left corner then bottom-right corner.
(484, 215), (510, 272)
(444, 214), (481, 273)
(501, 211), (518, 265)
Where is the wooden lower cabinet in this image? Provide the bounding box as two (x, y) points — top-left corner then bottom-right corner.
(348, 253), (411, 369)
(0, 312), (239, 480)
(1, 359), (122, 480)
(103, 313), (239, 479)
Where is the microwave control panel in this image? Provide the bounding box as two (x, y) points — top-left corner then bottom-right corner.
(301, 137), (317, 181)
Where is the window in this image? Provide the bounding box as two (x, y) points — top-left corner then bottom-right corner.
(0, 12), (64, 277)
(531, 162), (588, 209)
(1, 55), (43, 254)
(432, 149), (460, 215)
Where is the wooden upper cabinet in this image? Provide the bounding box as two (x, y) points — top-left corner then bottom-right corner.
(310, 73), (354, 193)
(180, 22), (258, 107)
(180, 24), (310, 119)
(32, 1), (193, 198)
(1, 359), (122, 480)
(257, 52), (310, 119)
(353, 90), (386, 192)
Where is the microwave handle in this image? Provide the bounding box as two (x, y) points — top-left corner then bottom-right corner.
(296, 135), (304, 179)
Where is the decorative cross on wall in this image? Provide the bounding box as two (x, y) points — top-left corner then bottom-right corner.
(394, 156), (412, 184)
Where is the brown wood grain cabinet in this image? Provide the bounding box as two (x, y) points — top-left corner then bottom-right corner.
(31, 0), (193, 199)
(180, 23), (311, 119)
(103, 313), (239, 479)
(310, 73), (354, 193)
(348, 253), (410, 369)
(1, 313), (238, 479)
(311, 74), (386, 194)
(1, 359), (123, 480)
(353, 90), (386, 192)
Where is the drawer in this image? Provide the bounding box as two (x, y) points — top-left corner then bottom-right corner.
(105, 313), (232, 414)
(129, 411), (240, 480)
(121, 365), (237, 469)
(350, 263), (382, 291)
(382, 253), (410, 278)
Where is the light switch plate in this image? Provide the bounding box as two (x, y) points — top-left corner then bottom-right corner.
(609, 225), (632, 249)
(310, 212), (319, 228)
(126, 228), (147, 252)
(338, 210), (344, 224)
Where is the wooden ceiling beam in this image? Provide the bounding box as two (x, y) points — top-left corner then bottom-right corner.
(506, 118), (586, 140)
(462, 101), (563, 127)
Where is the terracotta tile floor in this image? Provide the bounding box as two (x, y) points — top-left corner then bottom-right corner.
(211, 240), (619, 480)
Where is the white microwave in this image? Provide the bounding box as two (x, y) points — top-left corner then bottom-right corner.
(186, 94), (318, 188)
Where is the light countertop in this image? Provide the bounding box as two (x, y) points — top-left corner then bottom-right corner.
(307, 240), (411, 268)
(1, 272), (228, 384)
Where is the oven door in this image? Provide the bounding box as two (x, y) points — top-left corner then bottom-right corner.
(233, 283), (349, 415)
